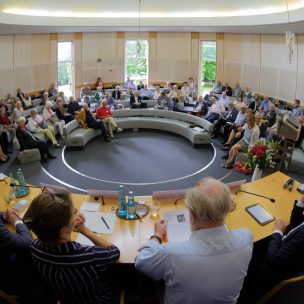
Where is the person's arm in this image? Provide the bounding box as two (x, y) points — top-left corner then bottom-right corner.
(135, 220), (168, 281)
(16, 129), (26, 151)
(0, 210), (32, 251)
(289, 197), (304, 229)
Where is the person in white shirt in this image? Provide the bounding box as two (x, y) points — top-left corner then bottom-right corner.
(43, 101), (65, 139)
(181, 82), (190, 101)
(12, 101), (25, 124)
(27, 108), (60, 147)
(153, 86), (161, 100)
(136, 177), (253, 304)
(218, 91), (229, 108)
(204, 97), (225, 123)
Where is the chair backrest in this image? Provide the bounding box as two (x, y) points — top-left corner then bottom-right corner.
(87, 189), (119, 205)
(258, 275), (304, 304)
(152, 189), (188, 203)
(63, 119), (80, 136)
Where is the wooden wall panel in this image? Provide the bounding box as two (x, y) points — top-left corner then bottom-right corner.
(0, 35), (14, 97)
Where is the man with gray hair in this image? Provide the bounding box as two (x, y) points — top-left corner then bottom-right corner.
(135, 178), (253, 304)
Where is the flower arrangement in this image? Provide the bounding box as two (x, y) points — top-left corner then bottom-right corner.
(235, 140), (277, 174)
(244, 140), (278, 170)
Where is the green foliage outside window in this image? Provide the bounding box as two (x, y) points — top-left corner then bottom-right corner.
(58, 62), (71, 86)
(201, 41), (216, 93)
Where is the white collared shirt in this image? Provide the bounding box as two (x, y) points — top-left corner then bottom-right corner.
(135, 226), (253, 304)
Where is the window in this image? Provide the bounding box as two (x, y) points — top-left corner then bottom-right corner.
(58, 41), (74, 97)
(201, 41), (216, 96)
(125, 40), (148, 84)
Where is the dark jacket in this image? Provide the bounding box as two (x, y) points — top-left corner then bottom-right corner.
(112, 90), (121, 100)
(130, 95), (142, 109)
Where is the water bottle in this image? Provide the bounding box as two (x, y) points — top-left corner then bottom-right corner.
(118, 185), (127, 218)
(9, 173), (18, 200)
(16, 168), (27, 196)
(127, 191), (136, 219)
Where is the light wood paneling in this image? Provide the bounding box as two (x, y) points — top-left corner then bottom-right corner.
(149, 32), (157, 84)
(0, 35), (14, 97)
(296, 35), (304, 104)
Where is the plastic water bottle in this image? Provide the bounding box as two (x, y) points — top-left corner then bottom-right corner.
(127, 191), (136, 219)
(9, 173), (18, 200)
(16, 168), (27, 196)
(118, 185), (127, 218)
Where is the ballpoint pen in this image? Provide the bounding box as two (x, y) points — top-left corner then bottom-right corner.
(101, 216), (110, 229)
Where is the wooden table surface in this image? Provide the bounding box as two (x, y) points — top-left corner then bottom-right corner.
(0, 171), (301, 263)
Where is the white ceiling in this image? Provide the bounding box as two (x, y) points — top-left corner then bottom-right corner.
(0, 0), (304, 34)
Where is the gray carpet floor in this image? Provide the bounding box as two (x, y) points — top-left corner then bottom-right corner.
(1, 130), (303, 196)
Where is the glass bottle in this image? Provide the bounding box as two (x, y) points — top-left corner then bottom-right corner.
(118, 185), (127, 218)
(127, 191), (136, 219)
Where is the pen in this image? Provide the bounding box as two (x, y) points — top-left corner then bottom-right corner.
(101, 216), (110, 230)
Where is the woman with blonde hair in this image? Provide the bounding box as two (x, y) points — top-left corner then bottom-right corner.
(12, 101), (24, 124)
(43, 101), (65, 139)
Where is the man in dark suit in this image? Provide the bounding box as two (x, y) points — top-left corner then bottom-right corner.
(16, 117), (56, 163)
(112, 85), (121, 101)
(262, 195), (304, 282)
(221, 82), (232, 96)
(0, 209), (32, 294)
(212, 101), (238, 138)
(130, 90), (146, 108)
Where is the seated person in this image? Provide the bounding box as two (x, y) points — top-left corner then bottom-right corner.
(76, 104), (110, 142)
(112, 85), (121, 101)
(222, 82), (232, 96)
(94, 86), (104, 103)
(242, 87), (252, 102)
(188, 77), (196, 97)
(234, 96), (245, 112)
(153, 86), (161, 100)
(204, 97), (225, 123)
(80, 82), (91, 105)
(140, 84), (153, 100)
(0, 209), (33, 297)
(218, 91), (229, 109)
(55, 98), (74, 124)
(130, 90), (146, 109)
(137, 80), (144, 90)
(50, 88), (59, 101)
(41, 91), (53, 107)
(212, 100), (238, 138)
(124, 76), (131, 88)
(291, 99), (303, 119)
(180, 82), (190, 102)
(222, 113), (260, 168)
(16, 117), (56, 163)
(96, 100), (123, 138)
(156, 91), (172, 109)
(263, 102), (277, 127)
(95, 77), (103, 89)
(212, 80), (223, 94)
(49, 83), (56, 96)
(0, 106), (16, 140)
(12, 101), (25, 124)
(248, 95), (260, 112)
(105, 91), (117, 110)
(249, 194), (304, 298)
(135, 177), (253, 304)
(222, 105), (247, 145)
(164, 81), (172, 94)
(27, 108), (60, 148)
(23, 190), (120, 304)
(191, 96), (208, 116)
(169, 85), (183, 110)
(254, 111), (267, 138)
(129, 79), (137, 90)
(67, 96), (82, 116)
(203, 90), (217, 104)
(23, 93), (32, 109)
(43, 102), (65, 140)
(259, 96), (271, 114)
(295, 115), (304, 147)
(59, 91), (69, 104)
(232, 82), (242, 97)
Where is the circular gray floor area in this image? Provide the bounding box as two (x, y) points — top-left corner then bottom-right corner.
(63, 131), (214, 185)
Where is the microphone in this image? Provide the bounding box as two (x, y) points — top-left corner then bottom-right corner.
(10, 182), (45, 192)
(236, 189), (275, 203)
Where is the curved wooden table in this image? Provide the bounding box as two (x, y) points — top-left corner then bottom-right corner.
(0, 171), (300, 263)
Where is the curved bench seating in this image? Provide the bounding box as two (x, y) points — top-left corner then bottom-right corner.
(63, 109), (214, 148)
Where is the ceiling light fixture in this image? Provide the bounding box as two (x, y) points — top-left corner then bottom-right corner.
(285, 0), (295, 64)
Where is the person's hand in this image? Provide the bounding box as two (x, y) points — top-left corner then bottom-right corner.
(274, 219), (286, 233)
(299, 195), (304, 204)
(5, 209), (22, 225)
(154, 219), (167, 238)
(73, 212), (87, 234)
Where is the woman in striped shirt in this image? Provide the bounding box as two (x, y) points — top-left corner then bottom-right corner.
(24, 190), (120, 304)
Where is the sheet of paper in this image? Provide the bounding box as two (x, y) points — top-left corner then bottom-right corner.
(0, 173), (6, 180)
(82, 211), (116, 234)
(80, 202), (100, 212)
(164, 209), (191, 242)
(76, 234), (95, 246)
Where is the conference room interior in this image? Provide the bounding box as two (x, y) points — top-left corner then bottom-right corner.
(1, 0), (304, 303)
